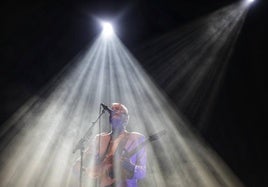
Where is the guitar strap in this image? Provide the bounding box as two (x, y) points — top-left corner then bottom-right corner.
(115, 133), (129, 157)
(97, 135), (112, 163)
(99, 133), (129, 162)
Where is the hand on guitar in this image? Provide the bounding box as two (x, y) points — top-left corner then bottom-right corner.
(120, 157), (135, 178)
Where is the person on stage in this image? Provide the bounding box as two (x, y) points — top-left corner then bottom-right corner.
(81, 103), (146, 187)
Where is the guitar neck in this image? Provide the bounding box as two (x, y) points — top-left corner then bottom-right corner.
(123, 130), (166, 158)
(124, 139), (150, 158)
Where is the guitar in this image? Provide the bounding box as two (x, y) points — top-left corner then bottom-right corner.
(97, 130), (166, 187)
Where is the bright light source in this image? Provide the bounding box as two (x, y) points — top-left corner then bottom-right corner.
(247, 0), (254, 3)
(101, 21), (114, 37)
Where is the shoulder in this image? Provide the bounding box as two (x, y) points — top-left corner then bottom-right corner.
(96, 132), (111, 137)
(95, 132), (111, 141)
(127, 131), (145, 140)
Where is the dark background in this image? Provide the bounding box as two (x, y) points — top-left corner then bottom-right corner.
(1, 0), (267, 186)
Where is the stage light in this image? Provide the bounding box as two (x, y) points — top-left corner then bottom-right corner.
(101, 21), (114, 37)
(246, 0), (255, 3)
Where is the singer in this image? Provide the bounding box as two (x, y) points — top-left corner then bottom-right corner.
(82, 103), (146, 187)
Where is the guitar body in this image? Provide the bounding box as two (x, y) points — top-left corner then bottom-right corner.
(98, 154), (115, 187)
(93, 130), (165, 187)
(99, 154), (130, 187)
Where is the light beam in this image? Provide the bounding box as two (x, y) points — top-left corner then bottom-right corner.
(136, 1), (250, 129)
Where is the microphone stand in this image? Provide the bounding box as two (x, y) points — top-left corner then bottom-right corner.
(73, 109), (106, 187)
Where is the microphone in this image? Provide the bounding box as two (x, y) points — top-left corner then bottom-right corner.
(101, 103), (112, 114)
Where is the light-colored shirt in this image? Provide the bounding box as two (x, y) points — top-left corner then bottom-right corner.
(90, 131), (146, 187)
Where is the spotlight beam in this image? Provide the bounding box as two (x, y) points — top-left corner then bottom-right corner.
(0, 8), (244, 187)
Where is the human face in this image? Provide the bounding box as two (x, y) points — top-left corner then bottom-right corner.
(110, 110), (126, 131)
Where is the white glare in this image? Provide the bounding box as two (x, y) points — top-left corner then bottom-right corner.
(245, 0), (255, 4)
(101, 21), (114, 37)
